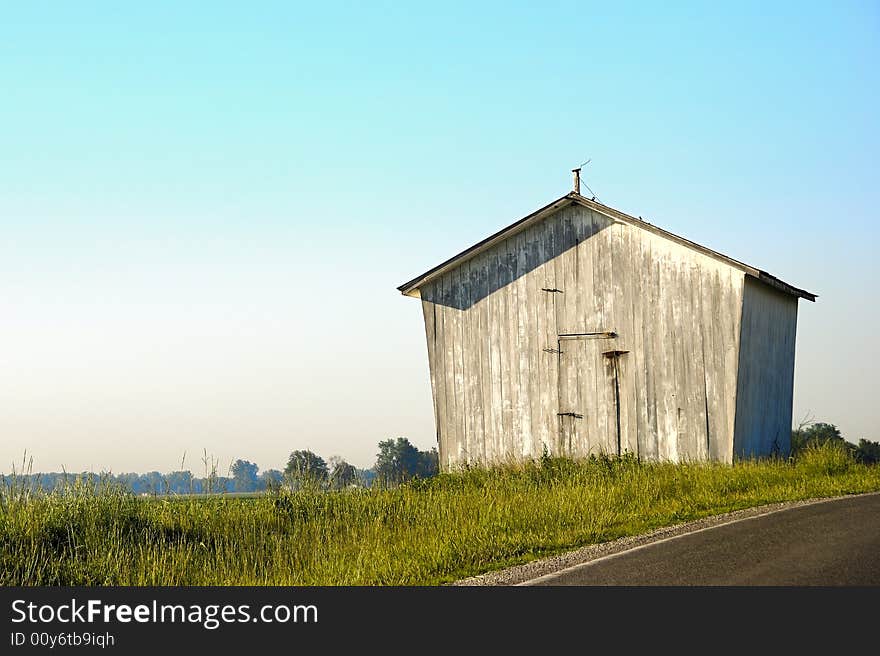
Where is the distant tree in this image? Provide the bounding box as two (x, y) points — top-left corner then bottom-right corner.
(328, 456), (358, 489)
(358, 468), (377, 487)
(166, 470), (194, 494)
(791, 422), (845, 455)
(259, 469), (284, 491)
(855, 439), (880, 465)
(40, 473), (57, 492)
(193, 475), (234, 494)
(418, 448), (440, 478)
(139, 472), (166, 495)
(375, 438), (439, 484)
(790, 420), (880, 465)
(375, 438), (417, 483)
(231, 460), (259, 493)
(285, 450), (328, 487)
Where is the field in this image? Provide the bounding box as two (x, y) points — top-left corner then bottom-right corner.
(2, 443), (880, 585)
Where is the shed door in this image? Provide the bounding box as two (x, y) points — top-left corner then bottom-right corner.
(557, 334), (620, 457)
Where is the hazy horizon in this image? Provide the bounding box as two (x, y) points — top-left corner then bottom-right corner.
(2, 3), (877, 474)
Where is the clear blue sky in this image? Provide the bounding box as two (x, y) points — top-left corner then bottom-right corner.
(1, 2), (877, 473)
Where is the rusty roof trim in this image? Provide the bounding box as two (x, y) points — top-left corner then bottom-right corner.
(397, 191), (817, 302)
(755, 271), (817, 302)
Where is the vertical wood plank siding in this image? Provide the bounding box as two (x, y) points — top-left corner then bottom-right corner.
(418, 203), (792, 470)
(733, 278), (799, 458)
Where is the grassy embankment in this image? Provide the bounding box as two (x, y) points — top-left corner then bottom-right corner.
(2, 443), (879, 585)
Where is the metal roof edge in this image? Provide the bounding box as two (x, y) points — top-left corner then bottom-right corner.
(569, 195), (817, 302)
(754, 271), (817, 302)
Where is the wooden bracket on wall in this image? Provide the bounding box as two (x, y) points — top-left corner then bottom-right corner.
(559, 331), (617, 340)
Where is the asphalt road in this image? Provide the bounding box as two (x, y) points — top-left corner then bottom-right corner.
(527, 493), (880, 585)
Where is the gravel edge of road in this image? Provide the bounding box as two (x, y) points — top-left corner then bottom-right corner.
(450, 492), (879, 586)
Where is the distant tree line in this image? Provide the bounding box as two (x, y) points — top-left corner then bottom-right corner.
(791, 422), (880, 464)
(281, 438), (439, 489)
(1, 470), (275, 496)
(3, 437), (439, 495)
(7, 424), (875, 495)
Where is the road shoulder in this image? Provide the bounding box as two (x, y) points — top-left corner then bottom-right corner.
(450, 492), (879, 586)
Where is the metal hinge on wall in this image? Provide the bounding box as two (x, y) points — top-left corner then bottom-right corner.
(557, 412), (583, 419)
(542, 347), (561, 354)
(541, 288), (563, 293)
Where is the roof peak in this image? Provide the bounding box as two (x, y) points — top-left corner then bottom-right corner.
(398, 192), (816, 302)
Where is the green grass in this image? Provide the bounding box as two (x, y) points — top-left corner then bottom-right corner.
(2, 443), (879, 585)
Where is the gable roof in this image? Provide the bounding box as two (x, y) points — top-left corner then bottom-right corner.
(397, 192), (816, 302)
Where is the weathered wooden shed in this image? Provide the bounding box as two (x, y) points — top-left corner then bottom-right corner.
(398, 185), (816, 470)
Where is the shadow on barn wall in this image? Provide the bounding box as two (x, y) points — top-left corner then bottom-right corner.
(420, 206), (614, 310)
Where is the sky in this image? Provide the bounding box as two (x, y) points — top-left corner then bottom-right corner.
(1, 2), (877, 474)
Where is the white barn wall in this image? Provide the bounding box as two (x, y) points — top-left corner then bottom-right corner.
(733, 278), (799, 458)
(419, 203), (748, 469)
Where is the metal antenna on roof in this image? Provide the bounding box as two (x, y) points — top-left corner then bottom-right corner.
(573, 158), (600, 202)
(572, 159), (590, 194)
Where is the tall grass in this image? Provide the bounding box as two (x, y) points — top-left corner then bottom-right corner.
(2, 443), (879, 585)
